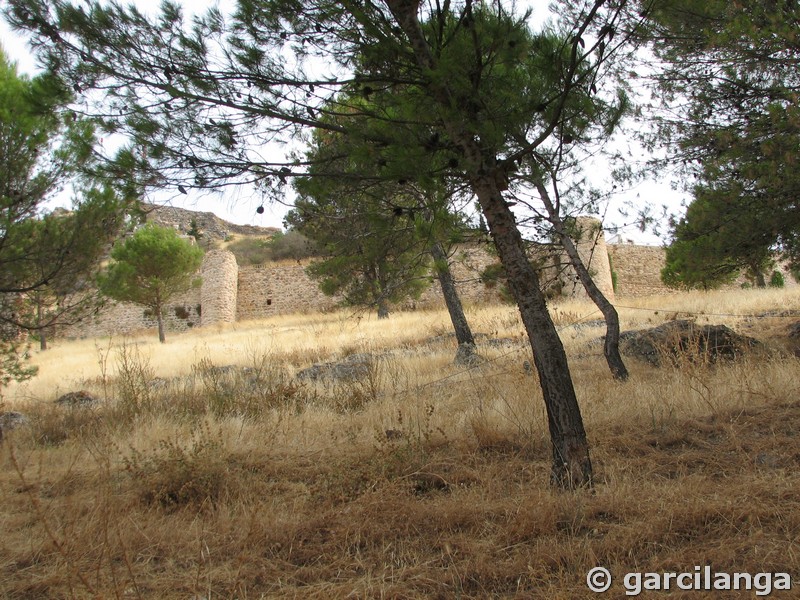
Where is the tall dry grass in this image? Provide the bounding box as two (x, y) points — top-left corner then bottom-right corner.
(1, 287), (799, 598)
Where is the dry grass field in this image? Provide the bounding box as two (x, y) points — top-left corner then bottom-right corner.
(1, 288), (799, 598)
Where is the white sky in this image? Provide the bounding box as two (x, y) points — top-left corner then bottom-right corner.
(0, 1), (684, 244)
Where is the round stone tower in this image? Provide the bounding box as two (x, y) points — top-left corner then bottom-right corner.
(573, 216), (615, 299)
(200, 250), (238, 326)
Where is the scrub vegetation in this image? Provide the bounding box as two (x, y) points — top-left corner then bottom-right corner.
(1, 288), (799, 598)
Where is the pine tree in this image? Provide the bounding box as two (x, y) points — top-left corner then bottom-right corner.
(98, 224), (204, 343)
(0, 48), (128, 384)
(637, 0), (800, 279)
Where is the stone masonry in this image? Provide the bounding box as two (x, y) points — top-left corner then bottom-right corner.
(64, 213), (795, 339)
(200, 250), (238, 326)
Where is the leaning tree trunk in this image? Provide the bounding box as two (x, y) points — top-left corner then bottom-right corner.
(36, 298), (48, 351)
(430, 242), (477, 363)
(535, 181), (628, 381)
(475, 175), (593, 487)
(754, 269), (766, 288)
(386, 0), (592, 487)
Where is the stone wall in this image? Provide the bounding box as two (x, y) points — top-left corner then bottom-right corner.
(237, 262), (337, 320)
(607, 244), (673, 297)
(59, 288), (202, 339)
(64, 219), (751, 339)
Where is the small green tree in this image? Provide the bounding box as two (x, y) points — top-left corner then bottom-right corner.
(187, 218), (202, 243)
(99, 224), (204, 343)
(769, 270), (785, 288)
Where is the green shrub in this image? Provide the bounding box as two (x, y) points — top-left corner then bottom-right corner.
(267, 230), (321, 261)
(769, 270), (785, 288)
(227, 231), (321, 265)
(480, 263), (505, 288)
(226, 236), (273, 265)
(608, 251), (618, 292)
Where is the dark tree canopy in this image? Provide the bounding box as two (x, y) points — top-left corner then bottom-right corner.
(637, 0), (800, 284)
(288, 173), (433, 319)
(0, 47), (128, 382)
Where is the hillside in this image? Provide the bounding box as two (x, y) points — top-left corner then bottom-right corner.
(141, 203), (281, 244)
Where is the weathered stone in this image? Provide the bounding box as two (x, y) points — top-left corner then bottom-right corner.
(55, 390), (100, 407)
(201, 250), (238, 327)
(453, 343), (486, 367)
(0, 411), (30, 435)
(143, 203), (280, 243)
(297, 353), (375, 382)
(618, 320), (760, 366)
(571, 319), (606, 331)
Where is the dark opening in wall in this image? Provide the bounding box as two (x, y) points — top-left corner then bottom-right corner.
(267, 299), (272, 306)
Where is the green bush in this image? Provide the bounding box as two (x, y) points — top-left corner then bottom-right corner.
(479, 263), (505, 288)
(268, 230), (321, 261)
(226, 237), (273, 265)
(608, 251), (618, 292)
(769, 270), (785, 288)
(227, 231), (321, 265)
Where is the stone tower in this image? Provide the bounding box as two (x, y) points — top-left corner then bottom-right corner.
(200, 250), (238, 326)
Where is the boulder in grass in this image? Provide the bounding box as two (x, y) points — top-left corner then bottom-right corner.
(297, 353), (375, 382)
(55, 390), (100, 408)
(0, 411), (29, 436)
(453, 343), (486, 367)
(619, 320), (761, 367)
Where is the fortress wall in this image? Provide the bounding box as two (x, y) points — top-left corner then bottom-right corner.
(59, 287), (202, 339)
(608, 244), (674, 297)
(573, 216), (615, 299)
(56, 229), (694, 340)
(200, 250), (238, 326)
(237, 262), (337, 321)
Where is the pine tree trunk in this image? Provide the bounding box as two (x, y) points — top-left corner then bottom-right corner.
(430, 242), (475, 352)
(475, 176), (592, 487)
(36, 298), (48, 351)
(535, 181), (628, 380)
(156, 307), (166, 343)
(377, 298), (390, 319)
(755, 269), (766, 288)
(386, 0), (592, 487)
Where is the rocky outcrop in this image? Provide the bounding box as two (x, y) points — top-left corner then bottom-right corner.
(619, 320), (761, 366)
(296, 353), (376, 382)
(0, 411), (30, 442)
(142, 203), (280, 243)
(55, 390), (101, 407)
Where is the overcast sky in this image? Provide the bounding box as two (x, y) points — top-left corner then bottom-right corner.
(1, 1), (682, 244)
